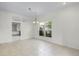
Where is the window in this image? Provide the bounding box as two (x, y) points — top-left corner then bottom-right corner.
(39, 21), (52, 37)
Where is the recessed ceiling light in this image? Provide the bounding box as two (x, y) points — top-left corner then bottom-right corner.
(63, 2), (66, 5)
(28, 8), (32, 11)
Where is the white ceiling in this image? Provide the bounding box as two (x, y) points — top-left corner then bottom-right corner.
(0, 2), (76, 18)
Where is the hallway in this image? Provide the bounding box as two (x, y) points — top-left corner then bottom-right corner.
(0, 39), (79, 56)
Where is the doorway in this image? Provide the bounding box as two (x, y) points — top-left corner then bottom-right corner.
(12, 22), (21, 40)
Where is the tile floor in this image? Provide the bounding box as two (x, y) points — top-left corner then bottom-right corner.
(0, 39), (79, 56)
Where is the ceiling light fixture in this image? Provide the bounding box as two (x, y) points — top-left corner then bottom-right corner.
(28, 7), (39, 24)
(33, 21), (36, 24)
(40, 22), (44, 25)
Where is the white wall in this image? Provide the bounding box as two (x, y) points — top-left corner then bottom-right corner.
(36, 4), (79, 49)
(21, 21), (33, 40)
(0, 11), (33, 43)
(0, 11), (12, 43)
(58, 4), (79, 49)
